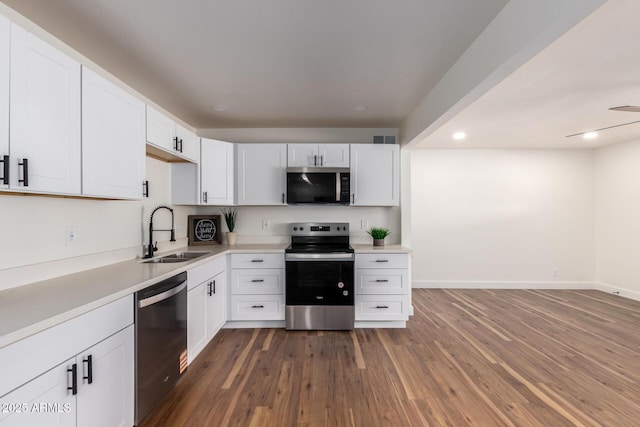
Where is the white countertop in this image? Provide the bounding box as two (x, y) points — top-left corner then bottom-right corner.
(0, 243), (411, 349)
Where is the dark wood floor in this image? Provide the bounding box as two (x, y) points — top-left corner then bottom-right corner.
(140, 289), (640, 426)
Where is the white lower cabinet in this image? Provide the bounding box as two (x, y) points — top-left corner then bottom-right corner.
(229, 253), (285, 321)
(0, 296), (134, 427)
(187, 256), (226, 364)
(355, 253), (411, 325)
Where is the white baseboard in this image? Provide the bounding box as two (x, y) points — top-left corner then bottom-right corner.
(412, 280), (594, 290)
(591, 282), (640, 302)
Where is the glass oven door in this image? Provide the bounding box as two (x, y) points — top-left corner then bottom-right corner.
(285, 254), (354, 305)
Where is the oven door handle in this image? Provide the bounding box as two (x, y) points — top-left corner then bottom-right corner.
(285, 253), (354, 261)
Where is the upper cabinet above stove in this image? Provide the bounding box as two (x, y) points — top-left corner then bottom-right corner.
(287, 143), (349, 168)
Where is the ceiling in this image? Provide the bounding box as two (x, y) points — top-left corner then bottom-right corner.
(417, 0), (640, 149)
(1, 0), (508, 129)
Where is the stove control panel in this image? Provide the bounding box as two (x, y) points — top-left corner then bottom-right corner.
(290, 222), (349, 236)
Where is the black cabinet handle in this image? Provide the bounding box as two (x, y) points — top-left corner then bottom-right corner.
(282, 193), (285, 204)
(251, 305), (264, 309)
(313, 155), (317, 166)
(142, 180), (149, 198)
(67, 363), (78, 395)
(173, 136), (179, 151)
(18, 158), (28, 187)
(375, 260), (389, 263)
(351, 194), (355, 204)
(179, 138), (184, 153)
(83, 355), (93, 384)
(375, 305), (389, 309)
(251, 279), (264, 283)
(213, 280), (216, 294)
(203, 191), (208, 203)
(0, 155), (8, 185)
(375, 279), (389, 283)
(207, 281), (213, 296)
(251, 259), (264, 263)
(320, 155), (324, 166)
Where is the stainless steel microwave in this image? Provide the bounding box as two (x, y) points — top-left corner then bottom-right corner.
(286, 167), (350, 205)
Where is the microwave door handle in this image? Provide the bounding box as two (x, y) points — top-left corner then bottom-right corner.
(336, 172), (340, 202)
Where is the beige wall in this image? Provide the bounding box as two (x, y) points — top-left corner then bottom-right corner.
(410, 149), (595, 288)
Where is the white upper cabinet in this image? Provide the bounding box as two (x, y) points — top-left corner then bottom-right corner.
(236, 144), (287, 205)
(82, 67), (145, 199)
(146, 106), (197, 162)
(287, 143), (349, 167)
(0, 16), (9, 190)
(175, 124), (199, 163)
(201, 138), (234, 205)
(350, 144), (400, 206)
(145, 105), (175, 151)
(9, 23), (81, 195)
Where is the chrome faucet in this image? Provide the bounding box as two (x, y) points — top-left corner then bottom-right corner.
(144, 205), (176, 258)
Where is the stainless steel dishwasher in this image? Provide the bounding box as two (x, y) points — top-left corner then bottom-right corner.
(134, 271), (187, 425)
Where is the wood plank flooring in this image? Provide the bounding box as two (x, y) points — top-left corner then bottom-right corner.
(140, 290), (640, 426)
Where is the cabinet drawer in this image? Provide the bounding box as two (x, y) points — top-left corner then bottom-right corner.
(355, 269), (408, 295)
(230, 295), (285, 320)
(188, 256), (226, 290)
(355, 253), (408, 269)
(231, 253), (284, 269)
(231, 269), (284, 295)
(355, 295), (407, 321)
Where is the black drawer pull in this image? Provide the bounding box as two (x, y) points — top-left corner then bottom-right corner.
(251, 279), (265, 283)
(375, 305), (390, 309)
(251, 259), (264, 263)
(18, 158), (28, 187)
(83, 355), (93, 384)
(67, 363), (78, 395)
(375, 259), (389, 263)
(251, 305), (265, 309)
(375, 279), (389, 283)
(0, 155), (8, 185)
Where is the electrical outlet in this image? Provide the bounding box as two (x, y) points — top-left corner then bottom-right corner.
(360, 219), (369, 230)
(552, 269), (558, 278)
(66, 226), (77, 245)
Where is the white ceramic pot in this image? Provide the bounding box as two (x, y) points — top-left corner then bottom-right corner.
(226, 231), (237, 246)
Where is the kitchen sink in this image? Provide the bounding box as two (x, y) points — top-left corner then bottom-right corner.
(142, 251), (211, 264)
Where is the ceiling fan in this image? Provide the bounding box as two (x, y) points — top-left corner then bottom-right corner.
(609, 105), (640, 112)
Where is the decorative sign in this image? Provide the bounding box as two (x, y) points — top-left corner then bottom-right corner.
(188, 215), (222, 245)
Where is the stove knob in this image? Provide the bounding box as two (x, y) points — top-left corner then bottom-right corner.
(300, 227), (304, 231)
(293, 227), (298, 231)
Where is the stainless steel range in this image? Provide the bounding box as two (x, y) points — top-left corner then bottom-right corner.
(285, 222), (355, 330)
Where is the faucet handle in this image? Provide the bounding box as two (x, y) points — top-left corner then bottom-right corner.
(153, 241), (158, 252)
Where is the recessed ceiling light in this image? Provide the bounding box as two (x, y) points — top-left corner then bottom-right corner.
(212, 104), (231, 112)
(583, 132), (598, 140)
(452, 131), (466, 140)
(353, 105), (367, 111)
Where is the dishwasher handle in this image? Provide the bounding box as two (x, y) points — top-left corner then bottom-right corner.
(138, 282), (187, 308)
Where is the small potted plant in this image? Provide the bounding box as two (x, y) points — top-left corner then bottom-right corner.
(367, 227), (390, 247)
(220, 208), (238, 245)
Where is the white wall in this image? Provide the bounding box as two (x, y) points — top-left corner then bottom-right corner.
(410, 149), (594, 287)
(594, 138), (640, 299)
(0, 157), (196, 290)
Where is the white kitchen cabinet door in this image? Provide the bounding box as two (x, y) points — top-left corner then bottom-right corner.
(146, 105), (176, 152)
(82, 67), (145, 199)
(175, 124), (199, 163)
(287, 144), (349, 168)
(236, 144), (286, 205)
(350, 144), (399, 206)
(76, 326), (134, 427)
(206, 270), (226, 340)
(201, 138), (234, 205)
(0, 16), (9, 190)
(0, 358), (76, 427)
(9, 23), (81, 195)
(187, 281), (207, 364)
(318, 144), (349, 167)
(287, 144), (317, 167)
